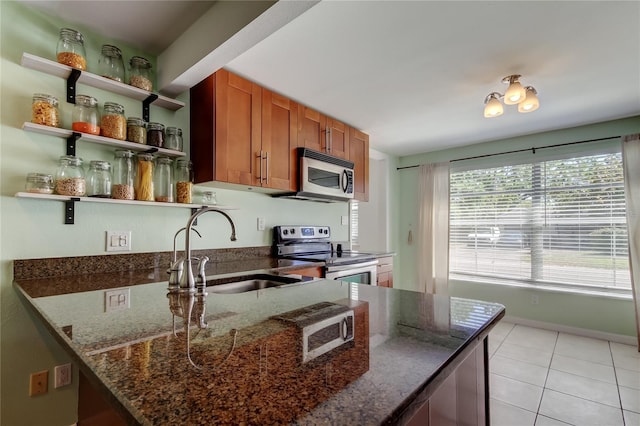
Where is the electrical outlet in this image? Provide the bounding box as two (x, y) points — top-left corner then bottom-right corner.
(104, 288), (130, 312)
(54, 364), (72, 388)
(106, 230), (132, 252)
(29, 370), (48, 396)
(257, 217), (265, 231)
(341, 215), (349, 226)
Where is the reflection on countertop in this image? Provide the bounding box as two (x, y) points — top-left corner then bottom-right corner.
(14, 253), (504, 425)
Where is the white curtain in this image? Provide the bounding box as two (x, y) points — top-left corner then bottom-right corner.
(417, 162), (450, 295)
(622, 134), (640, 350)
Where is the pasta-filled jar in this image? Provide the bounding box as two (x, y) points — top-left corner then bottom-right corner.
(56, 28), (86, 70)
(55, 155), (86, 196)
(129, 56), (153, 91)
(101, 102), (126, 140)
(87, 160), (112, 198)
(154, 157), (173, 202)
(112, 150), (135, 200)
(31, 93), (59, 127)
(175, 158), (193, 204)
(135, 153), (154, 201)
(98, 44), (125, 83)
(126, 117), (146, 144)
(72, 95), (100, 135)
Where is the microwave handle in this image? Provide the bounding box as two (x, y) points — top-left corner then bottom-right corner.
(342, 170), (349, 193)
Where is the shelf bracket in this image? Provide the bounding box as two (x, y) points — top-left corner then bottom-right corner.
(144, 147), (159, 155)
(66, 132), (81, 156)
(66, 68), (82, 104)
(64, 198), (80, 225)
(142, 94), (158, 122)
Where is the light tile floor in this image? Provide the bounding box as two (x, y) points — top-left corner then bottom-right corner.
(489, 321), (640, 426)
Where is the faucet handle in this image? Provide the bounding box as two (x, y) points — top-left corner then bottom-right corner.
(196, 256), (210, 287)
(168, 257), (185, 288)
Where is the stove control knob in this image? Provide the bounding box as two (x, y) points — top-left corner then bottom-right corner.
(290, 228), (296, 234)
(283, 229), (289, 235)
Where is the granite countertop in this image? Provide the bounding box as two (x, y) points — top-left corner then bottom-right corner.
(15, 261), (504, 425)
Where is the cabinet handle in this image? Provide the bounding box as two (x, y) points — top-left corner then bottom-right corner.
(327, 128), (331, 152)
(264, 151), (269, 184)
(257, 151), (263, 182)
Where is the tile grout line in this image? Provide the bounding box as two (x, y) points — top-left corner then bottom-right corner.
(534, 329), (560, 425)
(610, 340), (626, 426)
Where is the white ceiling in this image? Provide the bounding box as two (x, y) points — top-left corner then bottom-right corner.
(20, 1), (640, 157)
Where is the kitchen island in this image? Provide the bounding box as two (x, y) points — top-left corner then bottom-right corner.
(15, 259), (504, 425)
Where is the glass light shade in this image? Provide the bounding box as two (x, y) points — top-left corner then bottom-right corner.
(518, 88), (539, 113)
(504, 80), (526, 105)
(484, 96), (503, 118)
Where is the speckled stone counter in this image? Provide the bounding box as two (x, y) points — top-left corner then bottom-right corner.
(15, 257), (504, 425)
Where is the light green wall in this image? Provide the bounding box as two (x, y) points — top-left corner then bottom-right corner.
(0, 3), (348, 425)
(393, 116), (640, 337)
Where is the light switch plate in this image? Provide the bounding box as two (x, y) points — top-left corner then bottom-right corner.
(106, 231), (131, 252)
(104, 288), (130, 312)
(341, 215), (349, 226)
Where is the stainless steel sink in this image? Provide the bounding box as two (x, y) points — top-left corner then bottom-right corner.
(207, 274), (302, 294)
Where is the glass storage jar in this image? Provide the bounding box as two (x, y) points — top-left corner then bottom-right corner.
(129, 56), (153, 91)
(154, 157), (173, 202)
(126, 117), (146, 144)
(112, 150), (135, 200)
(175, 159), (193, 204)
(202, 191), (217, 205)
(72, 95), (100, 135)
(25, 173), (54, 194)
(55, 155), (86, 196)
(98, 44), (125, 83)
(135, 153), (154, 201)
(164, 127), (183, 151)
(87, 160), (112, 198)
(31, 93), (59, 128)
(56, 28), (87, 71)
(101, 102), (126, 140)
(147, 122), (165, 148)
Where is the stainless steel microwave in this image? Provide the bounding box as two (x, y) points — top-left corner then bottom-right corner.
(275, 148), (355, 202)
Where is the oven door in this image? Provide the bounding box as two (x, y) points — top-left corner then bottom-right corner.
(325, 260), (378, 284)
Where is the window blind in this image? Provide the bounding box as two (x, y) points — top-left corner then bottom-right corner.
(449, 152), (631, 292)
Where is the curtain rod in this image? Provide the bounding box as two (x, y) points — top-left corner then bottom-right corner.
(396, 135), (622, 170)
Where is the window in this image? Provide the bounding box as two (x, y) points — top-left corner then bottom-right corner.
(449, 151), (631, 293)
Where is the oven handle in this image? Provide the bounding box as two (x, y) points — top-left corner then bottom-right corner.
(325, 259), (378, 273)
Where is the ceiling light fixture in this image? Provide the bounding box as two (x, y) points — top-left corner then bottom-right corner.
(483, 74), (540, 118)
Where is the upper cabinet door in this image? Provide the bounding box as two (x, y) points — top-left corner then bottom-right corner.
(349, 127), (369, 202)
(298, 106), (326, 153)
(326, 118), (349, 160)
(262, 89), (298, 191)
(215, 70), (262, 186)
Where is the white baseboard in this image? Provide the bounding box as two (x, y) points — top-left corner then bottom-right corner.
(503, 315), (638, 346)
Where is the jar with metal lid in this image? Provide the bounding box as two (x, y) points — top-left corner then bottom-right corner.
(101, 102), (126, 140)
(72, 95), (100, 135)
(56, 28), (87, 71)
(201, 191), (217, 205)
(135, 153), (154, 201)
(55, 155), (86, 196)
(154, 157), (173, 202)
(147, 122), (165, 148)
(165, 127), (183, 151)
(175, 159), (193, 204)
(98, 44), (125, 83)
(31, 94), (59, 128)
(112, 150), (135, 200)
(87, 161), (112, 198)
(25, 173), (54, 194)
(126, 117), (146, 144)
(129, 56), (153, 91)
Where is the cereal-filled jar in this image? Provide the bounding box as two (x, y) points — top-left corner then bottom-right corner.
(72, 95), (100, 135)
(31, 94), (59, 127)
(56, 28), (87, 71)
(112, 150), (135, 200)
(55, 155), (86, 196)
(135, 153), (154, 201)
(101, 102), (126, 140)
(175, 158), (193, 204)
(129, 56), (153, 91)
(126, 117), (146, 144)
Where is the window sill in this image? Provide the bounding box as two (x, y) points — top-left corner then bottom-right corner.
(449, 273), (633, 301)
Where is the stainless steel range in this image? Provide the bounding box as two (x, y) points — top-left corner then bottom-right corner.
(273, 225), (378, 284)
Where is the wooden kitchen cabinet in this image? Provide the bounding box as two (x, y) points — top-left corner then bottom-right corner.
(298, 106), (349, 160)
(376, 255), (393, 288)
(191, 69), (298, 191)
(349, 127), (370, 202)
